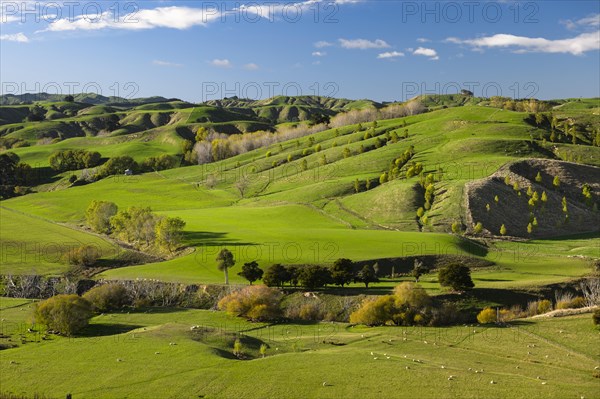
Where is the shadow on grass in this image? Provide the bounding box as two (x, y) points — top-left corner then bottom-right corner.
(438, 288), (541, 307)
(80, 323), (143, 337)
(183, 231), (256, 247)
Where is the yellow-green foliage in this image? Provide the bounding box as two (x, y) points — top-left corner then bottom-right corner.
(34, 294), (92, 336)
(350, 282), (431, 326)
(218, 285), (282, 321)
(477, 307), (497, 324)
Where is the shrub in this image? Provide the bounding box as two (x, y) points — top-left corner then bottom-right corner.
(85, 200), (118, 234)
(34, 294), (92, 336)
(477, 307), (497, 324)
(218, 285), (282, 321)
(498, 308), (516, 322)
(83, 283), (129, 312)
(593, 308), (600, 325)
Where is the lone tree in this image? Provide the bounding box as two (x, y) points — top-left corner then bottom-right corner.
(216, 249), (235, 285)
(355, 264), (379, 288)
(438, 264), (474, 291)
(237, 261), (263, 285)
(331, 258), (355, 287)
(411, 259), (427, 282)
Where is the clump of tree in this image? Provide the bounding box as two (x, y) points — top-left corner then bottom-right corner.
(101, 204), (185, 254)
(34, 294), (93, 336)
(0, 152), (33, 199)
(218, 285), (282, 321)
(331, 258), (354, 287)
(438, 264), (474, 291)
(355, 264), (379, 288)
(97, 156), (138, 178)
(49, 149), (101, 172)
(349, 282), (431, 326)
(141, 154), (178, 172)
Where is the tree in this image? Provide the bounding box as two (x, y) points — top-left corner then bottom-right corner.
(34, 294), (92, 336)
(527, 223), (533, 234)
(235, 177), (250, 198)
(85, 200), (118, 234)
(216, 249), (235, 285)
(354, 179), (360, 193)
(64, 95), (75, 102)
(411, 259), (426, 282)
(233, 338), (244, 358)
(299, 265), (332, 289)
(438, 264), (474, 291)
(99, 156), (137, 178)
(473, 222), (483, 235)
(355, 264), (379, 288)
(155, 217), (186, 253)
(535, 172), (542, 183)
(451, 221), (462, 234)
(331, 258), (354, 287)
(500, 224), (507, 236)
(263, 264), (290, 288)
(553, 175), (560, 188)
(237, 261), (263, 285)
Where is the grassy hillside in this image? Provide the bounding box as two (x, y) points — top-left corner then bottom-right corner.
(1, 298), (598, 399)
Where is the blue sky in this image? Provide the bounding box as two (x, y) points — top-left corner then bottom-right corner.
(1, 0), (599, 102)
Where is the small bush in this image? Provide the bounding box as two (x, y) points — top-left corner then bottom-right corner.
(498, 308), (516, 322)
(83, 283), (129, 312)
(477, 307), (497, 324)
(34, 294), (92, 336)
(218, 285), (282, 321)
(593, 308), (600, 325)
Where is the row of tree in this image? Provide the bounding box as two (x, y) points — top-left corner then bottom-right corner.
(49, 149), (102, 172)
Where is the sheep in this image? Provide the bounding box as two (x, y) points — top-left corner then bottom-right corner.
(373, 357), (378, 360)
(441, 366), (446, 369)
(116, 359), (123, 362)
(155, 352), (161, 355)
(541, 382), (547, 385)
(405, 366), (410, 370)
(490, 381), (496, 384)
(322, 382), (328, 387)
(169, 342), (176, 346)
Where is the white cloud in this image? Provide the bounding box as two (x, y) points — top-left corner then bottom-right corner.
(447, 31), (600, 55)
(339, 38), (390, 49)
(45, 7), (222, 31)
(377, 51), (404, 59)
(413, 47), (439, 60)
(314, 40), (333, 48)
(210, 59), (232, 68)
(243, 63), (259, 70)
(0, 32), (29, 42)
(561, 13), (600, 30)
(312, 51), (327, 57)
(152, 60), (183, 67)
(416, 38), (430, 43)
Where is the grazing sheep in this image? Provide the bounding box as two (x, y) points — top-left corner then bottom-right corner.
(405, 366), (410, 370)
(169, 342), (176, 346)
(155, 352), (161, 355)
(322, 382), (328, 387)
(116, 359), (123, 362)
(541, 382), (547, 385)
(490, 381), (496, 384)
(373, 357), (378, 360)
(441, 366), (446, 369)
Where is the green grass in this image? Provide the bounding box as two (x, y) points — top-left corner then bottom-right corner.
(0, 207), (119, 275)
(1, 300), (598, 399)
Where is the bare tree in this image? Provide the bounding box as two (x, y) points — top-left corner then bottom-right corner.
(580, 278), (600, 306)
(235, 177), (250, 198)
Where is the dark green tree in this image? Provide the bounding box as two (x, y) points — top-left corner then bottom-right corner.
(216, 249), (235, 285)
(438, 264), (474, 291)
(237, 261), (263, 285)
